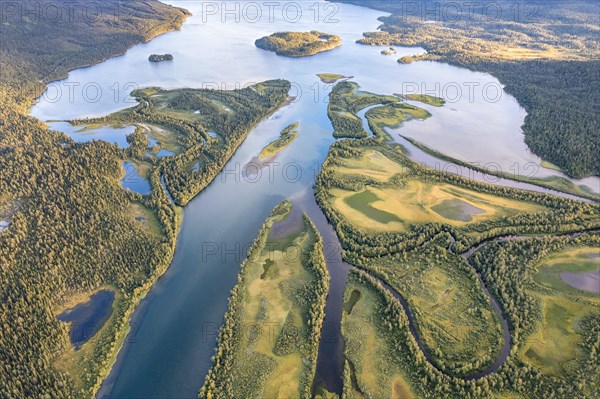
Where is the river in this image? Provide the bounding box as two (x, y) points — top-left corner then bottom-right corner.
(30, 1), (598, 398)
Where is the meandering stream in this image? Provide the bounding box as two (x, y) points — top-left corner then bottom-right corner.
(30, 1), (599, 397)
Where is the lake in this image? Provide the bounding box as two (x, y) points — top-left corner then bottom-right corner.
(30, 1), (598, 397)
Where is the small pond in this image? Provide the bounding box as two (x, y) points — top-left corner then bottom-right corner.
(432, 198), (486, 222)
(156, 149), (175, 158)
(57, 290), (115, 349)
(121, 162), (151, 195)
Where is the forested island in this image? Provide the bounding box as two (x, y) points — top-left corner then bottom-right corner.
(255, 31), (341, 57)
(71, 80), (291, 205)
(149, 54), (173, 62)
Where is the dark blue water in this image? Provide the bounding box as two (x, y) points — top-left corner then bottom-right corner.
(120, 162), (151, 195)
(57, 290), (115, 349)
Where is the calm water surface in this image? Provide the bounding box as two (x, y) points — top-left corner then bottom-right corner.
(46, 121), (135, 149)
(30, 1), (598, 397)
(57, 290), (115, 349)
(121, 162), (152, 195)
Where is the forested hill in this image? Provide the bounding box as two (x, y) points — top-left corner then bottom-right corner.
(331, 0), (600, 179)
(0, 0), (190, 102)
(0, 1), (188, 398)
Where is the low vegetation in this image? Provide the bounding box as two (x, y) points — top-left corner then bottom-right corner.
(317, 73), (352, 84)
(404, 93), (445, 107)
(200, 201), (330, 399)
(363, 250), (505, 377)
(259, 122), (300, 159)
(341, 272), (418, 399)
(255, 31), (341, 57)
(533, 246), (599, 296)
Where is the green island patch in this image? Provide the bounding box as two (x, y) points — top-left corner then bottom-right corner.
(328, 81), (399, 138)
(255, 31), (341, 57)
(316, 73), (352, 84)
(258, 122), (299, 159)
(404, 93), (445, 107)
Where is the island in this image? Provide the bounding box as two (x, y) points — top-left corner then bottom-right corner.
(316, 73), (352, 84)
(148, 53), (173, 62)
(258, 122), (299, 158)
(381, 46), (396, 55)
(255, 31), (341, 57)
(397, 53), (437, 64)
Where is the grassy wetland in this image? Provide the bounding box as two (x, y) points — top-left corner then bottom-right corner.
(200, 201), (330, 399)
(341, 271), (418, 399)
(362, 250), (505, 377)
(312, 79), (600, 398)
(519, 245), (600, 377)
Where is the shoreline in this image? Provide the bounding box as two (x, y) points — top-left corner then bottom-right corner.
(28, 9), (190, 111)
(15, 4), (192, 397)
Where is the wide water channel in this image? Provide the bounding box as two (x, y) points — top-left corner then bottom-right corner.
(31, 1), (599, 397)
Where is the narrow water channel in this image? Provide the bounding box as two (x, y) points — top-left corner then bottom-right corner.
(356, 106), (592, 201)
